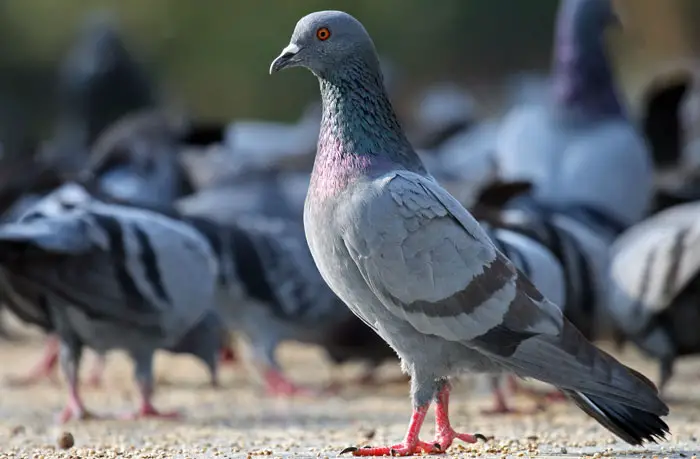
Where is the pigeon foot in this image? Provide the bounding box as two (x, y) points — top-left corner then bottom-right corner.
(341, 440), (441, 456)
(57, 402), (101, 424)
(6, 336), (60, 387)
(263, 369), (320, 397)
(121, 403), (181, 420)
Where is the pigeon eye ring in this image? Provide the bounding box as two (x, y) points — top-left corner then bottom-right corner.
(316, 27), (331, 41)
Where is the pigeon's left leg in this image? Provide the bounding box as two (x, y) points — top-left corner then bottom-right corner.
(57, 336), (99, 423)
(430, 380), (488, 451)
(6, 334), (61, 387)
(122, 351), (180, 420)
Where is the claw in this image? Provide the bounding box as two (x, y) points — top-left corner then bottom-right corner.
(474, 433), (489, 442)
(339, 446), (359, 455)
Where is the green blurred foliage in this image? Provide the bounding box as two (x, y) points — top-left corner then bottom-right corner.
(1, 0), (561, 122)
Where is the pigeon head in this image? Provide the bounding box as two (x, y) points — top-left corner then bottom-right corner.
(270, 10), (380, 78)
(552, 0), (624, 115)
(270, 11), (425, 191)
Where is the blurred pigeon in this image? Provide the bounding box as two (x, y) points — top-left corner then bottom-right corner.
(412, 82), (477, 150)
(177, 212), (397, 395)
(56, 10), (156, 146)
(1, 185), (110, 387)
(175, 169), (308, 223)
(495, 0), (653, 232)
(79, 108), (195, 208)
(270, 10), (669, 454)
(0, 184), (222, 421)
(608, 201), (700, 392)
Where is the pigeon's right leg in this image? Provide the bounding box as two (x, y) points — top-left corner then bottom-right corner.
(658, 356), (674, 396)
(219, 330), (238, 367)
(122, 351), (180, 420)
(85, 352), (106, 388)
(58, 336), (98, 423)
(6, 334), (60, 387)
(255, 340), (317, 397)
(481, 375), (544, 415)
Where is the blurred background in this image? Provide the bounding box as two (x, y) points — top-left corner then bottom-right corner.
(3, 0), (700, 135)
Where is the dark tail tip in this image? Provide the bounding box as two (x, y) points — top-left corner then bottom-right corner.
(565, 390), (670, 445)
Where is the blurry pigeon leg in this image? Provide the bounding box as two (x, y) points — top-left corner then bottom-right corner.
(658, 357), (674, 396)
(85, 353), (106, 388)
(7, 334), (60, 386)
(344, 379), (484, 456)
(263, 367), (318, 397)
(256, 342), (317, 396)
(219, 344), (237, 366)
(481, 376), (544, 415)
(123, 352), (180, 420)
(58, 337), (98, 423)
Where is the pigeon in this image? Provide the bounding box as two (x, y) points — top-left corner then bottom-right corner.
(494, 0), (654, 232)
(55, 10), (156, 147)
(1, 184), (108, 387)
(0, 183), (222, 422)
(176, 212), (397, 395)
(79, 108), (195, 208)
(270, 10), (669, 454)
(489, 0), (653, 359)
(608, 201), (700, 392)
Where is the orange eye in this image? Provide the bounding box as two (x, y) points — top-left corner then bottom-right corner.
(316, 27), (331, 41)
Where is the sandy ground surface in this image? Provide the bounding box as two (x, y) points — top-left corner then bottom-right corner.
(1, 322), (699, 459)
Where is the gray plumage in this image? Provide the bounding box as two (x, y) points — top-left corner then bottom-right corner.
(179, 212), (396, 393)
(608, 201), (700, 391)
(0, 184), (221, 420)
(175, 170), (309, 224)
(494, 0), (653, 230)
(271, 10), (668, 450)
(80, 109), (195, 208)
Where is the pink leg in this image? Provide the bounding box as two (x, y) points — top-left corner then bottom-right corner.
(85, 354), (106, 388)
(120, 380), (181, 420)
(481, 376), (543, 415)
(219, 345), (238, 366)
(7, 335), (60, 387)
(264, 368), (323, 397)
(58, 380), (100, 423)
(342, 404), (442, 456)
(432, 384), (487, 451)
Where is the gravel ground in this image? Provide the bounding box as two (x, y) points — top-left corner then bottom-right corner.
(1, 324), (699, 459)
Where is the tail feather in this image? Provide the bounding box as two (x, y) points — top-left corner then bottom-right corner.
(564, 390), (669, 445)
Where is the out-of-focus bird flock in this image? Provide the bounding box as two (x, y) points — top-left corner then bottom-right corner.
(0, 0), (698, 453)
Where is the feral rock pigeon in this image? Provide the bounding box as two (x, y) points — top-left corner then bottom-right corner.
(0, 184), (222, 422)
(80, 109), (195, 208)
(56, 10), (156, 146)
(608, 201), (700, 392)
(271, 10), (669, 454)
(495, 0), (654, 231)
(178, 213), (397, 395)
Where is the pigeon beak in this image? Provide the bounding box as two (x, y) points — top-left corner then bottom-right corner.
(270, 43), (301, 74)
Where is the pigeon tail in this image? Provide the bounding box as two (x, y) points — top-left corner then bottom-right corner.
(564, 388), (669, 445)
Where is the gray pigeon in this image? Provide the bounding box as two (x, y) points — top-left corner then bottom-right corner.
(270, 10), (669, 454)
(608, 201), (700, 392)
(178, 213), (397, 395)
(494, 0), (654, 232)
(79, 108), (195, 208)
(0, 184), (221, 422)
